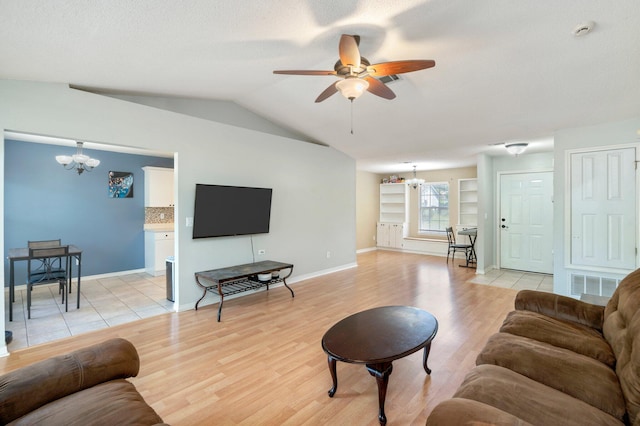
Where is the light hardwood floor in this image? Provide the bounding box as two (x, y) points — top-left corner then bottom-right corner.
(0, 251), (520, 425)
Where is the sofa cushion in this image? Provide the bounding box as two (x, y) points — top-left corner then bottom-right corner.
(603, 267), (640, 423)
(426, 398), (534, 426)
(514, 289), (604, 331)
(476, 332), (626, 420)
(500, 309), (616, 367)
(0, 338), (141, 424)
(452, 364), (624, 426)
(7, 379), (164, 426)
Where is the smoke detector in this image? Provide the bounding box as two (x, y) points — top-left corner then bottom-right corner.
(573, 21), (595, 37)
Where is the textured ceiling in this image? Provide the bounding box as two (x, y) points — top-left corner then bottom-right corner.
(1, 0), (639, 173)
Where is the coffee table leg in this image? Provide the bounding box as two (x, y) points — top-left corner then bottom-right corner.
(327, 356), (338, 397)
(423, 342), (432, 374)
(366, 362), (393, 425)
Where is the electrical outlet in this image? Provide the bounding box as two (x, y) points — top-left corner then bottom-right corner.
(186, 217), (193, 227)
(326, 251), (331, 258)
(160, 213), (165, 220)
(258, 249), (266, 255)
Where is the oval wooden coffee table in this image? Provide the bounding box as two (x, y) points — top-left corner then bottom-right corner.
(321, 305), (438, 425)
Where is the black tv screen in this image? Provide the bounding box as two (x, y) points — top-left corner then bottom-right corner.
(192, 184), (273, 239)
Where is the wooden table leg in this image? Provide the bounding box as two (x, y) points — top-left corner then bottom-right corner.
(366, 362), (393, 425)
(327, 356), (338, 397)
(423, 342), (432, 374)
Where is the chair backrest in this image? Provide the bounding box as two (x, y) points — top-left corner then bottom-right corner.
(445, 227), (456, 245)
(28, 239), (62, 249)
(28, 246), (70, 282)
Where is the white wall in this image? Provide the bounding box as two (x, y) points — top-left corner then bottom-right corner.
(356, 170), (379, 251)
(0, 80), (357, 354)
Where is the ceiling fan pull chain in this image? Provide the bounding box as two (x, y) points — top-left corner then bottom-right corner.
(350, 99), (354, 135)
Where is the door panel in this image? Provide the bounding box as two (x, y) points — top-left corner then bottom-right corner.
(500, 171), (553, 273)
(570, 148), (636, 270)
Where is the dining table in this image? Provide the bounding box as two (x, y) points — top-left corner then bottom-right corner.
(6, 244), (82, 321)
(458, 228), (477, 268)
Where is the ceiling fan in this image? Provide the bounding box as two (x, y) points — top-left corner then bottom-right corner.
(273, 34), (436, 103)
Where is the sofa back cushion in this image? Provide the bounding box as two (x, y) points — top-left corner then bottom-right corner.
(604, 268), (640, 423)
(0, 338), (140, 424)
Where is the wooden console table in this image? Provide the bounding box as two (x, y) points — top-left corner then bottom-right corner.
(194, 260), (294, 321)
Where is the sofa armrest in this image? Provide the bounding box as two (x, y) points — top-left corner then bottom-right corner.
(515, 290), (604, 331)
(0, 338), (140, 424)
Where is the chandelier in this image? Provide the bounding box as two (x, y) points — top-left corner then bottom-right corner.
(406, 165), (425, 189)
(55, 141), (100, 175)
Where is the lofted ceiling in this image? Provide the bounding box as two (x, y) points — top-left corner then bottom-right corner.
(1, 1), (639, 173)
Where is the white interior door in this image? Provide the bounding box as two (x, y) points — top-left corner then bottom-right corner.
(570, 148), (636, 270)
(500, 171), (554, 273)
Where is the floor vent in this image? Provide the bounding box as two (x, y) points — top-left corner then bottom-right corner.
(570, 273), (620, 297)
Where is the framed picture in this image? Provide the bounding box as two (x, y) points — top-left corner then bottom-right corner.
(108, 171), (134, 198)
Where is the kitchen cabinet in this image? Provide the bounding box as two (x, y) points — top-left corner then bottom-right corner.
(145, 230), (174, 276)
(142, 166), (174, 207)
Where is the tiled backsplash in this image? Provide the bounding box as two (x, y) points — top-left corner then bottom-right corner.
(145, 207), (174, 224)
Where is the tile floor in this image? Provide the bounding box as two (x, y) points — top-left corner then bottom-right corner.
(5, 272), (174, 350)
(467, 268), (554, 292)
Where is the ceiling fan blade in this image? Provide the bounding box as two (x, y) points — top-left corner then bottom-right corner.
(367, 60), (436, 77)
(365, 77), (396, 100)
(339, 34), (361, 69)
(315, 81), (339, 103)
(273, 70), (336, 76)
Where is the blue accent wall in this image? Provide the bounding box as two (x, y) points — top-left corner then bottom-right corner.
(4, 139), (173, 286)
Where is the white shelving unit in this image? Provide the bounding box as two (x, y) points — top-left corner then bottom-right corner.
(379, 183), (409, 223)
(378, 184), (408, 249)
(458, 178), (478, 229)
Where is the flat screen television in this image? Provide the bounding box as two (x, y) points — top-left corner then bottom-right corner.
(192, 184), (273, 239)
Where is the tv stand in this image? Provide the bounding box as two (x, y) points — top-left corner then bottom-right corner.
(194, 260), (294, 321)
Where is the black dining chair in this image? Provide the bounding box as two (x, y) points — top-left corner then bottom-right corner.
(27, 245), (70, 319)
(445, 227), (472, 264)
(27, 239), (73, 296)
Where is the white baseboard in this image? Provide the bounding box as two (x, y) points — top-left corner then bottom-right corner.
(356, 247), (377, 254)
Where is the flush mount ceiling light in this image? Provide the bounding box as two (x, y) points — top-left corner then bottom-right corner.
(505, 142), (528, 156)
(55, 141), (100, 175)
(406, 165), (425, 189)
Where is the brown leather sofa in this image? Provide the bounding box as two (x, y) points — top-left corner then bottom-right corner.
(427, 268), (640, 426)
(0, 338), (167, 425)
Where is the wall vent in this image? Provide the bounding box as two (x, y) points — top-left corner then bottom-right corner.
(570, 273), (620, 297)
(377, 74), (400, 84)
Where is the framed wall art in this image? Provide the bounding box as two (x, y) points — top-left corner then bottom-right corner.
(108, 171), (134, 198)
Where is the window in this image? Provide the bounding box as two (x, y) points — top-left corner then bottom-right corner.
(419, 182), (449, 233)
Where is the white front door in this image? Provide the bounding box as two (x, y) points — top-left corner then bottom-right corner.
(500, 171), (554, 273)
(570, 148), (636, 270)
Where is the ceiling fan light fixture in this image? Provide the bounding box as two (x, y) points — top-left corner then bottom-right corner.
(505, 142), (528, 156)
(336, 78), (369, 100)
